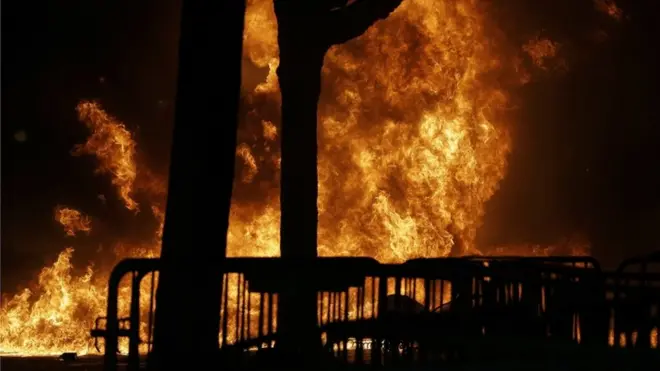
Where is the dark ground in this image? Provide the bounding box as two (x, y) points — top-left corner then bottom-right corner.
(0, 355), (107, 371)
(1, 348), (657, 371)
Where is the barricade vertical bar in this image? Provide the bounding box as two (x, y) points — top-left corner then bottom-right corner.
(147, 271), (157, 353)
(128, 272), (141, 371)
(222, 274), (229, 347)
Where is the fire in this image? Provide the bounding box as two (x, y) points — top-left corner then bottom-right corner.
(523, 37), (562, 71)
(0, 107), (157, 355)
(54, 206), (92, 237)
(73, 101), (139, 212)
(0, 248), (105, 355)
(236, 0), (519, 260)
(0, 0), (605, 356)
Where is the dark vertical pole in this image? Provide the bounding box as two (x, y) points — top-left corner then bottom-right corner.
(274, 0), (403, 358)
(150, 1), (245, 370)
(222, 275), (230, 346)
(147, 271), (156, 353)
(275, 4), (323, 355)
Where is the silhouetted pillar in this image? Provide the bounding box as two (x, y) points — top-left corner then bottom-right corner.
(274, 0), (402, 356)
(275, 2), (325, 357)
(150, 1), (245, 370)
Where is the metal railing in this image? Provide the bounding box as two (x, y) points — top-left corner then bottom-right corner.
(610, 252), (660, 350)
(90, 258), (159, 371)
(91, 254), (660, 370)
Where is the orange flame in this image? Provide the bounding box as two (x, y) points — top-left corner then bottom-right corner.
(523, 36), (562, 71)
(235, 0), (520, 260)
(73, 101), (139, 212)
(54, 206), (92, 237)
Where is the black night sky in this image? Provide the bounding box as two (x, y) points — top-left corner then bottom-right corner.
(2, 0), (659, 291)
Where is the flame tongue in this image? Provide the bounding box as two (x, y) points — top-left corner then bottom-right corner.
(54, 206), (92, 237)
(73, 101), (139, 212)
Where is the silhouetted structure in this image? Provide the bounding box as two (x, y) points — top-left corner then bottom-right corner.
(274, 0), (403, 355)
(93, 253), (660, 371)
(149, 1), (245, 370)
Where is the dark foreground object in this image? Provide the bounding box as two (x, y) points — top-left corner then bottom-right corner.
(58, 352), (78, 362)
(151, 0), (245, 369)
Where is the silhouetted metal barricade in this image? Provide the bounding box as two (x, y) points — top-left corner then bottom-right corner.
(89, 258), (287, 371)
(91, 257), (387, 370)
(490, 257), (603, 346)
(219, 258), (382, 349)
(90, 258), (159, 371)
(215, 258), (301, 370)
(93, 255), (660, 370)
(389, 257), (536, 364)
(386, 258), (487, 366)
(218, 258), (282, 354)
(216, 257), (390, 370)
(361, 256), (606, 367)
(612, 252), (660, 351)
(310, 258), (382, 364)
(473, 256), (605, 349)
(222, 258), (476, 367)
